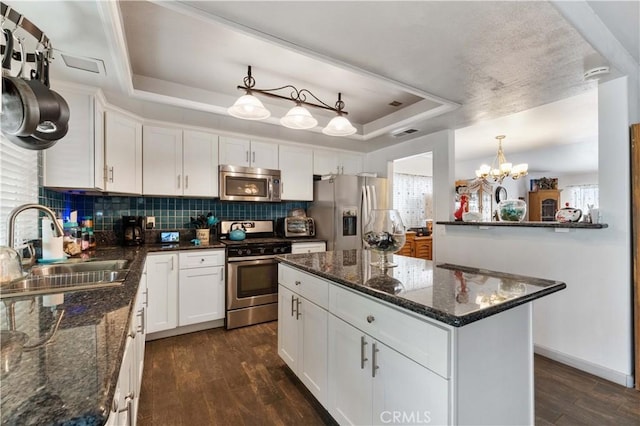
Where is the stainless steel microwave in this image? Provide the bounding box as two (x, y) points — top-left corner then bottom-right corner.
(219, 165), (281, 202)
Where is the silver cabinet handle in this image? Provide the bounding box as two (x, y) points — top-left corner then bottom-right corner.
(177, 174), (181, 189)
(252, 151), (255, 163)
(128, 330), (136, 339)
(295, 280), (301, 286)
(291, 294), (296, 317)
(137, 308), (145, 333)
(185, 175), (189, 189)
(220, 267), (224, 282)
(112, 395), (118, 413)
(360, 336), (368, 369)
(143, 289), (148, 306)
(367, 315), (375, 323)
(372, 342), (380, 377)
(171, 256), (174, 271)
(119, 392), (134, 426)
(108, 166), (114, 183)
(296, 299), (302, 319)
(246, 151), (249, 163)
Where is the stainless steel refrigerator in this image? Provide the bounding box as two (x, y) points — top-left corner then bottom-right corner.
(308, 175), (388, 251)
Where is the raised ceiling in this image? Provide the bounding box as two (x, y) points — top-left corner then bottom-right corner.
(3, 1), (633, 162)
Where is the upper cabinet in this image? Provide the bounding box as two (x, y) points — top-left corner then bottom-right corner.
(219, 137), (278, 170)
(313, 149), (364, 175)
(104, 110), (143, 194)
(142, 126), (219, 197)
(279, 145), (313, 201)
(43, 85), (105, 190)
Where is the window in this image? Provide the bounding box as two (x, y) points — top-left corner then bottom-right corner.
(0, 136), (39, 246)
(393, 173), (433, 227)
(567, 184), (598, 212)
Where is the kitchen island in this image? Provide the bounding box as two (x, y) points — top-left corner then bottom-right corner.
(276, 250), (566, 425)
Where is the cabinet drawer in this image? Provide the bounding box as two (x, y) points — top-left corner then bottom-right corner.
(279, 264), (329, 309)
(179, 249), (225, 269)
(291, 242), (326, 254)
(329, 285), (450, 378)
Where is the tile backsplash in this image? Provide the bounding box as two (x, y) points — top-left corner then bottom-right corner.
(39, 188), (309, 231)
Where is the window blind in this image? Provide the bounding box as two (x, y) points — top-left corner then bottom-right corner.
(0, 135), (39, 247)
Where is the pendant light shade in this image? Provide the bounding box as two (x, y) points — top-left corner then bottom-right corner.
(227, 94), (271, 120)
(322, 115), (357, 136)
(280, 105), (318, 129)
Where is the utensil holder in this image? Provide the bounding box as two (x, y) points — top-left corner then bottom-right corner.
(195, 229), (210, 245)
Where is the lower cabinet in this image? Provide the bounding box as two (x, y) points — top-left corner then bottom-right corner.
(278, 269), (329, 406)
(328, 315), (448, 425)
(290, 241), (326, 254)
(147, 250), (225, 336)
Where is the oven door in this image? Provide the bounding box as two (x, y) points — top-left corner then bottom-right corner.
(227, 256), (279, 310)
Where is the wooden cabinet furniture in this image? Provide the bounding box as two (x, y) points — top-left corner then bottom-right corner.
(104, 110), (143, 194)
(278, 264), (330, 406)
(44, 85), (105, 190)
(313, 149), (364, 175)
(142, 126), (219, 197)
(278, 145), (314, 201)
(528, 189), (561, 221)
(399, 232), (433, 260)
(146, 250), (225, 336)
(219, 136), (279, 169)
(291, 241), (326, 254)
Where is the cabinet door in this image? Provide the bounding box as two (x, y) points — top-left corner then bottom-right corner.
(94, 98), (105, 190)
(134, 268), (147, 398)
(299, 298), (328, 406)
(279, 145), (313, 201)
(146, 254), (178, 333)
(105, 111), (143, 194)
(340, 152), (364, 175)
(251, 140), (279, 169)
(142, 126), (182, 196)
(112, 335), (135, 426)
(183, 130), (218, 197)
(372, 340), (449, 426)
(328, 315), (372, 426)
(278, 284), (299, 372)
(43, 88), (98, 189)
(313, 149), (339, 175)
(178, 265), (225, 326)
(219, 136), (251, 167)
(414, 239), (432, 260)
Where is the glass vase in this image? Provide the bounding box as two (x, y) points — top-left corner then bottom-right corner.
(362, 209), (406, 268)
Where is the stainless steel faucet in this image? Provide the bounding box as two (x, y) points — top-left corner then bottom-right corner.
(7, 203), (64, 249)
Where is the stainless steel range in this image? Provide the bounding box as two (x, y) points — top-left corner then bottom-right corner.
(220, 220), (291, 329)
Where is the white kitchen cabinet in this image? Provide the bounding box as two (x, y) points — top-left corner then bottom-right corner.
(182, 130), (219, 197)
(279, 145), (313, 201)
(178, 249), (225, 326)
(278, 266), (329, 406)
(146, 253), (178, 333)
(219, 136), (278, 169)
(43, 85), (105, 190)
(143, 126), (218, 197)
(133, 266), (147, 410)
(291, 241), (326, 254)
(328, 315), (448, 426)
(104, 110), (143, 194)
(313, 149), (364, 175)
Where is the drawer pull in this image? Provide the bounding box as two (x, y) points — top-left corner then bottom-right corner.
(291, 295), (296, 317)
(295, 280), (301, 286)
(296, 299), (302, 319)
(366, 315), (375, 323)
(360, 336), (368, 369)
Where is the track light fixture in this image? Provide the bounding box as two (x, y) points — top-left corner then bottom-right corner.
(227, 66), (356, 136)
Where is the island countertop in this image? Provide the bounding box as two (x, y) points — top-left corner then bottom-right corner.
(276, 250), (566, 327)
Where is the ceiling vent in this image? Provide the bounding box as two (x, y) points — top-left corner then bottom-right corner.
(60, 53), (105, 74)
(392, 128), (419, 137)
(388, 100), (403, 107)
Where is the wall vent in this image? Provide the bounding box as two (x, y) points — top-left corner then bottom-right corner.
(389, 100), (403, 107)
(392, 128), (419, 137)
(60, 53), (105, 74)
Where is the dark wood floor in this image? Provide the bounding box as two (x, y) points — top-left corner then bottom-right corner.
(138, 322), (640, 426)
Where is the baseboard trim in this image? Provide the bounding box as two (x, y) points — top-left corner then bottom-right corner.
(146, 319), (225, 341)
(534, 344), (634, 388)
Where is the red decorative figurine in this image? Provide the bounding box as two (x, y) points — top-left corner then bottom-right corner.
(454, 194), (468, 221)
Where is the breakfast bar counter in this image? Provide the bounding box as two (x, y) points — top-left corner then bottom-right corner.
(275, 250), (566, 425)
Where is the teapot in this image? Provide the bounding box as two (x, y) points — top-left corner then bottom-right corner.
(555, 203), (582, 223)
(229, 223), (247, 241)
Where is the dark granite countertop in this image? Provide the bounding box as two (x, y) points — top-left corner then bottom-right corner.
(437, 220), (608, 229)
(276, 250), (566, 327)
(0, 243), (226, 425)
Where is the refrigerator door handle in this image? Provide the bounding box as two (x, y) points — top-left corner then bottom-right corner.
(371, 185), (378, 210)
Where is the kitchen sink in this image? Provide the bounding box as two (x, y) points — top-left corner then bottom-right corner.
(0, 260), (130, 299)
(30, 259), (130, 275)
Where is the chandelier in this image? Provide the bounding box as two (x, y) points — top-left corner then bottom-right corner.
(227, 66), (357, 137)
(475, 135), (528, 183)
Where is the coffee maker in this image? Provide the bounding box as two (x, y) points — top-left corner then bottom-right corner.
(122, 216), (145, 246)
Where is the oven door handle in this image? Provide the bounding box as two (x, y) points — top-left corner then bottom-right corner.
(227, 255), (282, 262)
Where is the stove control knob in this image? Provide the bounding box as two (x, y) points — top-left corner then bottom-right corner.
(246, 249), (252, 255)
(259, 247), (265, 254)
(237, 249), (244, 256)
